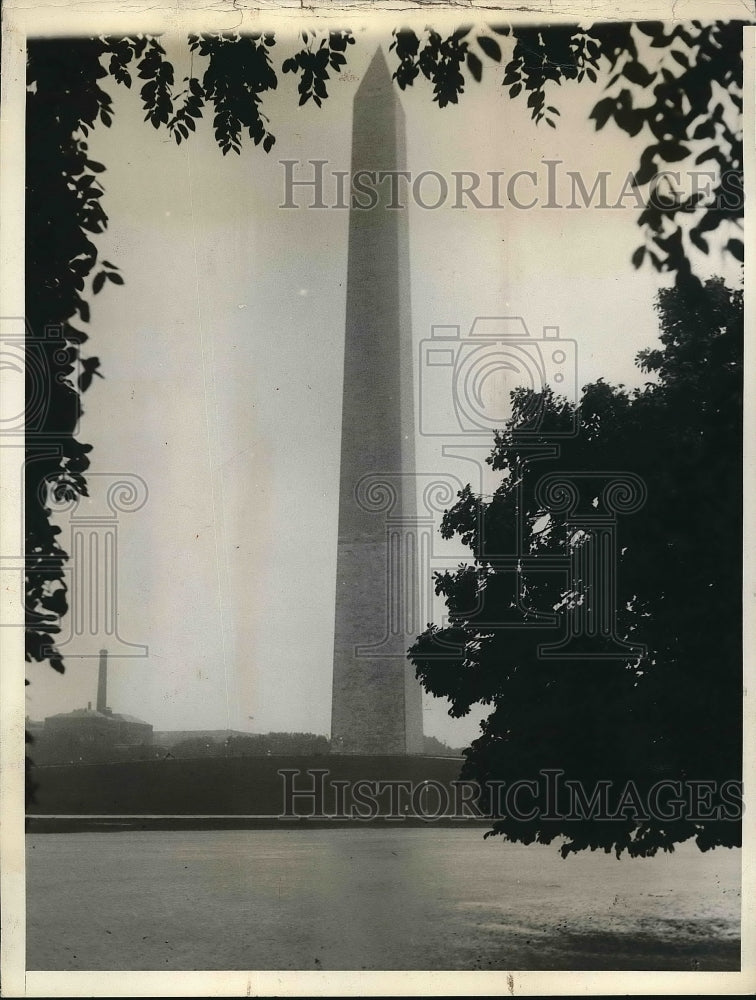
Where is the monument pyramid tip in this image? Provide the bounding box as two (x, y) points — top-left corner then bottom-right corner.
(355, 44), (393, 96)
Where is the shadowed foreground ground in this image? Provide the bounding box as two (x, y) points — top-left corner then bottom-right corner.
(27, 828), (740, 971)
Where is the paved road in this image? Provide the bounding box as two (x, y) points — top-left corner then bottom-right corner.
(26, 828), (740, 970)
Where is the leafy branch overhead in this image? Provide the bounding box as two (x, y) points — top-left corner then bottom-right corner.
(102, 29), (356, 154)
(389, 20), (744, 279)
(282, 30), (355, 108)
(81, 21), (747, 281)
(52, 21), (744, 276)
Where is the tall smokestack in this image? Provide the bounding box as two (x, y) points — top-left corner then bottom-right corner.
(97, 648), (108, 713)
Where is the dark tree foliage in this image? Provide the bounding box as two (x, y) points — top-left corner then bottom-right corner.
(24, 29), (355, 796)
(391, 20), (745, 282)
(25, 22), (744, 813)
(409, 278), (742, 857)
(25, 40), (114, 798)
(26, 40), (109, 676)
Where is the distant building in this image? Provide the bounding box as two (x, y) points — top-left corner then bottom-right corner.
(153, 731), (331, 757)
(43, 707), (153, 761)
(34, 650), (153, 763)
(152, 729), (245, 749)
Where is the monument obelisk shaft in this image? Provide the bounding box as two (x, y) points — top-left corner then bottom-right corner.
(330, 48), (424, 755)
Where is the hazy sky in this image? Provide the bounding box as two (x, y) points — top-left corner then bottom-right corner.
(25, 24), (740, 745)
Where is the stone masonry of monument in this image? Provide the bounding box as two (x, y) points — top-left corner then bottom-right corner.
(330, 48), (425, 755)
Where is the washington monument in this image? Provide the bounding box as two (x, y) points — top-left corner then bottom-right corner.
(330, 48), (424, 755)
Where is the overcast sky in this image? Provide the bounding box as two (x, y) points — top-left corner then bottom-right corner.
(25, 23), (740, 745)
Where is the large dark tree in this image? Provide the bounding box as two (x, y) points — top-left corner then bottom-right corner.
(409, 277), (743, 857)
(25, 20), (746, 806)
